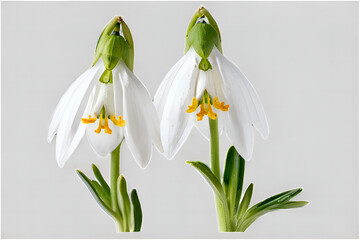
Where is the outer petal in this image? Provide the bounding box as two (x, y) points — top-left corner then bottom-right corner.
(60, 87), (96, 162)
(213, 48), (267, 160)
(213, 48), (269, 139)
(154, 48), (198, 116)
(55, 60), (105, 167)
(225, 109), (255, 160)
(48, 68), (92, 142)
(117, 61), (161, 168)
(86, 120), (124, 157)
(160, 48), (199, 159)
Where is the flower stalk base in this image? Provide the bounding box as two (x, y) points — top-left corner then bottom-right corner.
(187, 120), (308, 232)
(77, 138), (143, 232)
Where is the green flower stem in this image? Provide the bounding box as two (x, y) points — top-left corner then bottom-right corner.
(209, 118), (231, 231)
(209, 118), (220, 179)
(110, 139), (124, 231)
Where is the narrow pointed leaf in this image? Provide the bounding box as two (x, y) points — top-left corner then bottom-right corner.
(91, 180), (111, 207)
(76, 170), (116, 218)
(223, 146), (245, 218)
(92, 164), (110, 195)
(236, 183), (253, 224)
(187, 160), (231, 230)
(117, 175), (132, 232)
(247, 188), (303, 215)
(237, 200), (308, 232)
(275, 201), (309, 209)
(130, 189), (142, 232)
(187, 161), (228, 207)
(237, 188), (305, 232)
(237, 208), (272, 232)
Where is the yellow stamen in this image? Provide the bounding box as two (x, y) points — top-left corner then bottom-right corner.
(94, 117), (102, 134)
(110, 115), (125, 127)
(94, 115), (113, 135)
(187, 93), (229, 121)
(187, 97), (198, 113)
(206, 104), (217, 120)
(204, 94), (217, 120)
(103, 116), (112, 134)
(82, 106), (125, 135)
(81, 114), (97, 124)
(213, 97), (229, 111)
(196, 102), (206, 121)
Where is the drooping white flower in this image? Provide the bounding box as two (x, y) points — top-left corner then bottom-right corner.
(48, 17), (162, 168)
(155, 9), (268, 161)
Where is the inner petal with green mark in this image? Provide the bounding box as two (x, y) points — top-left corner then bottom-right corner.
(81, 77), (125, 135)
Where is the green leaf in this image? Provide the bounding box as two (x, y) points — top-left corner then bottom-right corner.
(247, 188), (303, 214)
(130, 189), (142, 232)
(237, 188), (305, 232)
(187, 161), (228, 208)
(223, 146), (245, 219)
(275, 201), (309, 209)
(91, 180), (111, 207)
(236, 183), (253, 224)
(187, 161), (232, 231)
(117, 175), (132, 232)
(92, 164), (110, 195)
(76, 170), (116, 218)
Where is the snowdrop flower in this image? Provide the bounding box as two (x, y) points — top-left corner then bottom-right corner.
(155, 7), (269, 160)
(48, 17), (162, 168)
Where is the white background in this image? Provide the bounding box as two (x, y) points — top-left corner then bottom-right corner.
(1, 1), (358, 238)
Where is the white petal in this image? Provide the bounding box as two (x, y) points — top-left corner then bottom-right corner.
(214, 48), (269, 139)
(59, 87), (96, 164)
(55, 60), (105, 167)
(112, 68), (123, 116)
(86, 120), (124, 157)
(205, 52), (227, 101)
(90, 82), (116, 116)
(48, 68), (91, 142)
(154, 48), (199, 116)
(118, 61), (161, 168)
(225, 111), (254, 160)
(194, 70), (207, 100)
(160, 49), (199, 159)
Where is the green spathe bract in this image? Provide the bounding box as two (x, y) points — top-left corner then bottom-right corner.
(187, 23), (220, 59)
(185, 7), (223, 72)
(101, 33), (128, 70)
(92, 17), (134, 72)
(185, 7), (222, 53)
